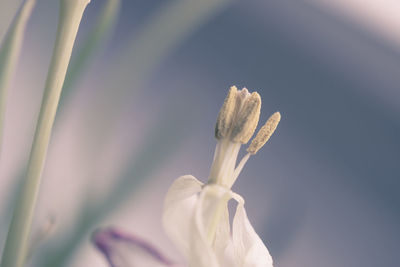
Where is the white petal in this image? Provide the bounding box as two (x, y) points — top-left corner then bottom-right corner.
(231, 194), (273, 267)
(212, 200), (233, 265)
(163, 176), (273, 267)
(163, 177), (235, 267)
(190, 184), (232, 267)
(162, 175), (203, 260)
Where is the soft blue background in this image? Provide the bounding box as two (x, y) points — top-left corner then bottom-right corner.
(1, 0), (399, 266)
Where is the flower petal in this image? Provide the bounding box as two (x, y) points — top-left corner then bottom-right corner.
(92, 227), (179, 267)
(162, 175), (203, 259)
(190, 184), (232, 267)
(231, 194), (273, 267)
(212, 198), (233, 265)
(163, 176), (273, 267)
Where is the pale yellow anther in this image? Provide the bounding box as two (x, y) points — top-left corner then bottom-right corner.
(210, 88), (281, 188)
(215, 86), (238, 139)
(247, 111), (281, 154)
(231, 92), (261, 144)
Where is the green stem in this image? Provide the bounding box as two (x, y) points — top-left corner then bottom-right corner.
(0, 1), (90, 266)
(59, 0), (120, 111)
(0, 0), (36, 155)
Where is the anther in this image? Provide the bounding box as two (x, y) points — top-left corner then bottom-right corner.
(247, 112), (281, 154)
(231, 92), (261, 144)
(215, 86), (238, 139)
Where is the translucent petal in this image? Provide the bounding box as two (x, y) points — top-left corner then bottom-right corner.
(212, 199), (233, 266)
(163, 175), (273, 267)
(231, 194), (273, 267)
(162, 175), (203, 259)
(190, 184), (231, 267)
(92, 227), (179, 267)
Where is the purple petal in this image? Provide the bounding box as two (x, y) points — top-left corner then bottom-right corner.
(92, 227), (182, 267)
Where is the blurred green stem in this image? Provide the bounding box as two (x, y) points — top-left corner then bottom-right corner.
(0, 1), (90, 266)
(0, 0), (35, 155)
(0, 0), (121, 237)
(58, 0), (120, 111)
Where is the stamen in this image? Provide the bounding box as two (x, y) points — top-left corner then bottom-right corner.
(231, 92), (261, 144)
(215, 86), (238, 139)
(210, 88), (278, 188)
(247, 112), (281, 154)
(231, 153), (251, 187)
(208, 139), (241, 187)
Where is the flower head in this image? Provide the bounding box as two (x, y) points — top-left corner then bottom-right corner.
(163, 86), (280, 267)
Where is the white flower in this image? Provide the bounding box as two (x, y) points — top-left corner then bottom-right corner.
(163, 86), (281, 267)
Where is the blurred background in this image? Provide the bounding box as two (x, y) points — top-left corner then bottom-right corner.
(0, 0), (399, 266)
